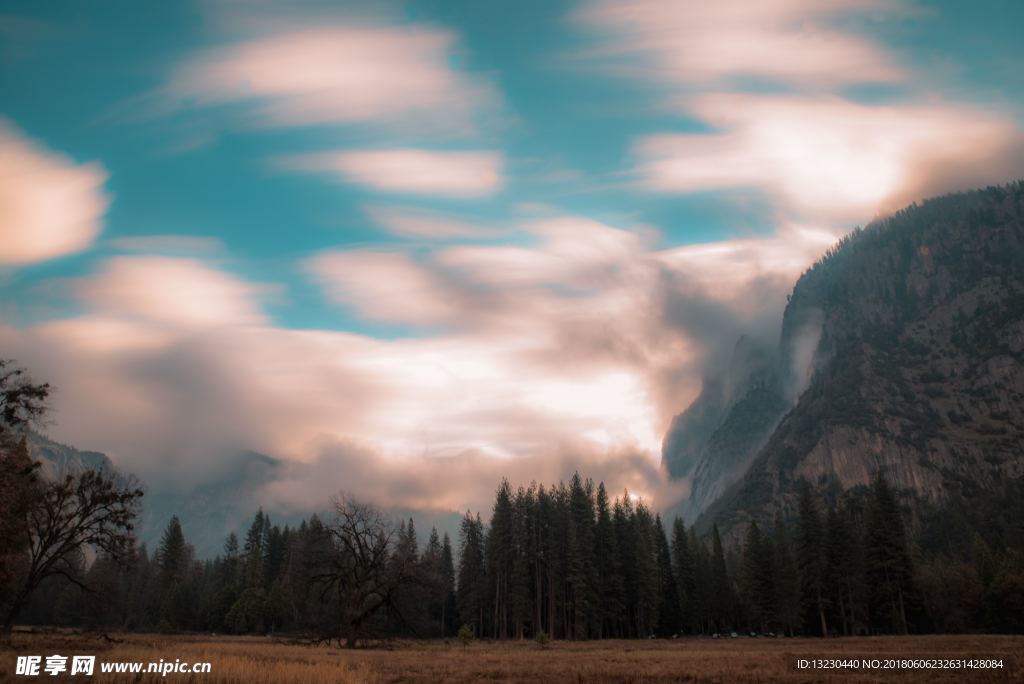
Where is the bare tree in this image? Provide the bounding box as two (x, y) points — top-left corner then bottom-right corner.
(315, 495), (421, 647)
(2, 468), (144, 633)
(0, 359), (143, 635)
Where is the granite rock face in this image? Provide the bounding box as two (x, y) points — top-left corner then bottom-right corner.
(664, 183), (1024, 540)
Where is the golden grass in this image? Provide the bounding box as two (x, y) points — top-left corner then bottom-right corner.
(2, 632), (1020, 683)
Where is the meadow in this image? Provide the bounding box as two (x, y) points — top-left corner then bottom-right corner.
(1, 632), (1020, 683)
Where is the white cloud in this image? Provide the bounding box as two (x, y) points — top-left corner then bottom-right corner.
(277, 149), (503, 198)
(307, 250), (459, 326)
(633, 94), (1024, 221)
(0, 119), (109, 265)
(165, 24), (496, 134)
(9, 212), (844, 511)
(365, 205), (497, 239)
(78, 256), (269, 328)
(574, 0), (906, 89)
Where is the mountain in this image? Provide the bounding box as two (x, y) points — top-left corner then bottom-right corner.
(25, 433), (290, 556)
(138, 450), (291, 558)
(26, 434), (464, 558)
(665, 182), (1024, 542)
(27, 432), (113, 480)
(662, 336), (787, 521)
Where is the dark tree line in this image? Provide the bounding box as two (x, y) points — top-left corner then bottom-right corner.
(14, 469), (1024, 641)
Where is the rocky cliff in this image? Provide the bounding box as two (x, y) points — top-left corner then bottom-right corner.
(667, 182), (1024, 540)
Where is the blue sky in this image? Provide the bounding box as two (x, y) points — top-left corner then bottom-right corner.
(1, 0), (1022, 512)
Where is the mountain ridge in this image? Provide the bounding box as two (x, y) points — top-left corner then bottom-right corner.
(665, 182), (1024, 542)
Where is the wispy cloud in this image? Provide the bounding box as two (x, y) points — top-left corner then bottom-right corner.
(307, 250), (460, 326)
(275, 149), (503, 198)
(632, 94), (1024, 221)
(573, 0), (906, 89)
(3, 207), (818, 504)
(365, 205), (499, 239)
(0, 119), (109, 265)
(163, 24), (497, 135)
(77, 256), (269, 328)
(573, 0), (1024, 223)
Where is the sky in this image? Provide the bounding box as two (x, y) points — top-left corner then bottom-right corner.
(2, 0), (1023, 517)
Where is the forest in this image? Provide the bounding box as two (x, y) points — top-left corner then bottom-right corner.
(11, 471), (1024, 644)
(2, 358), (1022, 645)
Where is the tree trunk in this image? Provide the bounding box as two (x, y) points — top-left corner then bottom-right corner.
(817, 592), (829, 637)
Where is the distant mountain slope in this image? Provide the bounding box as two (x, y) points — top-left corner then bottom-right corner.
(25, 433), (289, 556)
(27, 432), (113, 480)
(668, 182), (1024, 540)
(662, 336), (787, 520)
(26, 434), (463, 558)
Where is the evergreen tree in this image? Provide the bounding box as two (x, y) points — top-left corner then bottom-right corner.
(826, 503), (865, 635)
(654, 515), (681, 636)
(566, 473), (598, 639)
(670, 517), (697, 634)
(796, 484), (829, 636)
(772, 519), (801, 636)
(710, 524), (733, 632)
(457, 511), (486, 635)
(441, 532), (458, 637)
(594, 483), (622, 638)
(486, 479), (514, 638)
(509, 486), (533, 639)
(157, 516), (190, 589)
(865, 474), (914, 634)
(740, 522), (776, 633)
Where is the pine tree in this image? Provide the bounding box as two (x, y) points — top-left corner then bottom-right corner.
(865, 474), (913, 634)
(613, 494), (636, 637)
(422, 526), (444, 637)
(567, 473), (597, 639)
(740, 522), (776, 633)
(654, 515), (681, 636)
(509, 486), (533, 639)
(457, 511), (486, 635)
(690, 527), (712, 634)
(157, 516), (190, 589)
(710, 524), (733, 632)
(440, 532), (457, 637)
(670, 518), (696, 634)
(633, 501), (659, 637)
(242, 510), (267, 590)
(594, 483), (622, 638)
(772, 519), (801, 636)
(796, 484), (829, 636)
(487, 479), (514, 638)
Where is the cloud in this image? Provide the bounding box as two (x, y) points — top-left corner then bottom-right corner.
(164, 23), (496, 134)
(263, 438), (688, 517)
(77, 256), (269, 328)
(574, 0), (906, 89)
(276, 149), (503, 198)
(9, 209), (842, 512)
(437, 217), (648, 289)
(0, 119), (109, 265)
(306, 250), (460, 326)
(365, 205), (498, 239)
(632, 94), (1024, 221)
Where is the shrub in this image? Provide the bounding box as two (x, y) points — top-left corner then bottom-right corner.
(534, 629), (550, 649)
(458, 624), (474, 648)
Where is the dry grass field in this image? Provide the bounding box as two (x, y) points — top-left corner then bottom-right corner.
(1, 632), (1020, 683)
